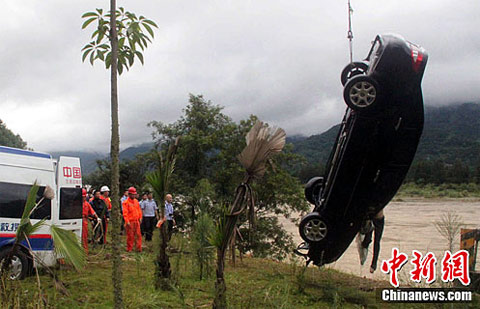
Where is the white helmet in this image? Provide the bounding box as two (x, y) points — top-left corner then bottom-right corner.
(100, 185), (110, 192)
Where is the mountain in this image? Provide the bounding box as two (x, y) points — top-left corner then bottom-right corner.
(290, 102), (480, 167)
(51, 142), (155, 175)
(54, 103), (480, 176)
(119, 142), (154, 161)
(50, 151), (106, 175)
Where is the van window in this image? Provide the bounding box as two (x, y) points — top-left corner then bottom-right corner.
(0, 182), (52, 219)
(59, 188), (82, 220)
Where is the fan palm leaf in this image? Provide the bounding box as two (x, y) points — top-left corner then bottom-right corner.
(50, 225), (86, 271)
(237, 121), (286, 179)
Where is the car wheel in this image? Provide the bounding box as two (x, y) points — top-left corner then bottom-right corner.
(343, 75), (379, 111)
(0, 248), (30, 280)
(304, 177), (324, 205)
(341, 62), (368, 86)
(299, 212), (328, 243)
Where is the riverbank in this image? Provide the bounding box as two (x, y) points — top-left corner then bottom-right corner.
(282, 197), (480, 285)
(396, 182), (480, 199)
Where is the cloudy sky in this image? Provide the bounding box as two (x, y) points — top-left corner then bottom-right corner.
(1, 0), (478, 153)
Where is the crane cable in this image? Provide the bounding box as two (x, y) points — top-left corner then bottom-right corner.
(347, 0), (354, 63)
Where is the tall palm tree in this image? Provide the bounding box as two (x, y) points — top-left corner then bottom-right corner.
(211, 122), (286, 308)
(108, 1), (123, 307)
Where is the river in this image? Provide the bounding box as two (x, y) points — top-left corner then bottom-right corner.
(281, 198), (480, 285)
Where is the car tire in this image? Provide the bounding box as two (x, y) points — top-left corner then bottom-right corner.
(304, 177), (324, 205)
(0, 247), (30, 280)
(299, 212), (328, 243)
(341, 62), (369, 86)
(343, 75), (379, 111)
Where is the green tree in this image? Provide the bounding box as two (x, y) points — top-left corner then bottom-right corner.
(149, 95), (309, 258)
(192, 213), (215, 280)
(149, 94), (235, 193)
(146, 139), (178, 290)
(84, 152), (156, 191)
(0, 120), (27, 149)
(210, 121), (286, 308)
(81, 4), (157, 308)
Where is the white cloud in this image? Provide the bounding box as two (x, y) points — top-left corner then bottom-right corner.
(0, 0), (478, 152)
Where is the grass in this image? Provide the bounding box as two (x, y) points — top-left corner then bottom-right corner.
(397, 182), (480, 199)
(5, 234), (480, 308)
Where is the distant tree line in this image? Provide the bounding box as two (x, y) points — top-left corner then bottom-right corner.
(0, 119), (27, 149)
(295, 158), (480, 185)
(406, 159), (480, 184)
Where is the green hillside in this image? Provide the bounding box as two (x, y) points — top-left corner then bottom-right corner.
(291, 103), (480, 167)
(73, 103), (480, 179)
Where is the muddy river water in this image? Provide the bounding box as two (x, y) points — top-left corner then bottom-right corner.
(281, 198), (480, 284)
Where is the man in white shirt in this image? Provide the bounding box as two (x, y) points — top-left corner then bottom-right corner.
(141, 192), (158, 241)
(164, 194), (175, 240)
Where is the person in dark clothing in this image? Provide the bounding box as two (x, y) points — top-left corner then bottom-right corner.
(361, 210), (385, 273)
(90, 190), (110, 244)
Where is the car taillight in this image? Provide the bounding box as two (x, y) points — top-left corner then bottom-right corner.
(410, 45), (424, 72)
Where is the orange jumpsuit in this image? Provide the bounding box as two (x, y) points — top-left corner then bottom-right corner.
(82, 201), (97, 254)
(100, 195), (112, 243)
(122, 198), (143, 252)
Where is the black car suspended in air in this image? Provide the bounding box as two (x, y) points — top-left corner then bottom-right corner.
(297, 34), (428, 266)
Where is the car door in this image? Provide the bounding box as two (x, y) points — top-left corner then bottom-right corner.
(55, 157), (82, 238)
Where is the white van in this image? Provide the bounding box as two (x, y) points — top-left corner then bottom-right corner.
(0, 146), (82, 279)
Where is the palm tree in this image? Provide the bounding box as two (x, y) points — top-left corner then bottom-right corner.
(82, 3), (157, 307)
(211, 122), (286, 308)
(146, 138), (179, 289)
(107, 1), (123, 307)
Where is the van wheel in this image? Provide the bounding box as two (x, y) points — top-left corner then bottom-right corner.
(0, 248), (30, 280)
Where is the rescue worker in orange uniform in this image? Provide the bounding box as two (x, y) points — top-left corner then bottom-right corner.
(122, 187), (143, 252)
(100, 185), (112, 243)
(82, 188), (98, 255)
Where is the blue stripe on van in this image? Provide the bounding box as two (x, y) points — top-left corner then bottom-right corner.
(0, 146), (51, 159)
(0, 235), (54, 251)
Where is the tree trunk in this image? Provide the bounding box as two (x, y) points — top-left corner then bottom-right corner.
(213, 248), (227, 309)
(155, 199), (171, 290)
(109, 1), (123, 308)
(213, 182), (248, 309)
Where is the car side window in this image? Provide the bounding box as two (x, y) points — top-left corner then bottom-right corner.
(0, 182), (52, 219)
(59, 188), (82, 220)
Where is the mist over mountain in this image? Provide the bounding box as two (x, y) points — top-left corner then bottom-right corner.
(57, 103), (479, 176)
(290, 102), (480, 167)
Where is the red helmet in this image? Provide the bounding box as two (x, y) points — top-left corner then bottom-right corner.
(82, 188), (87, 197)
(128, 187), (137, 195)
